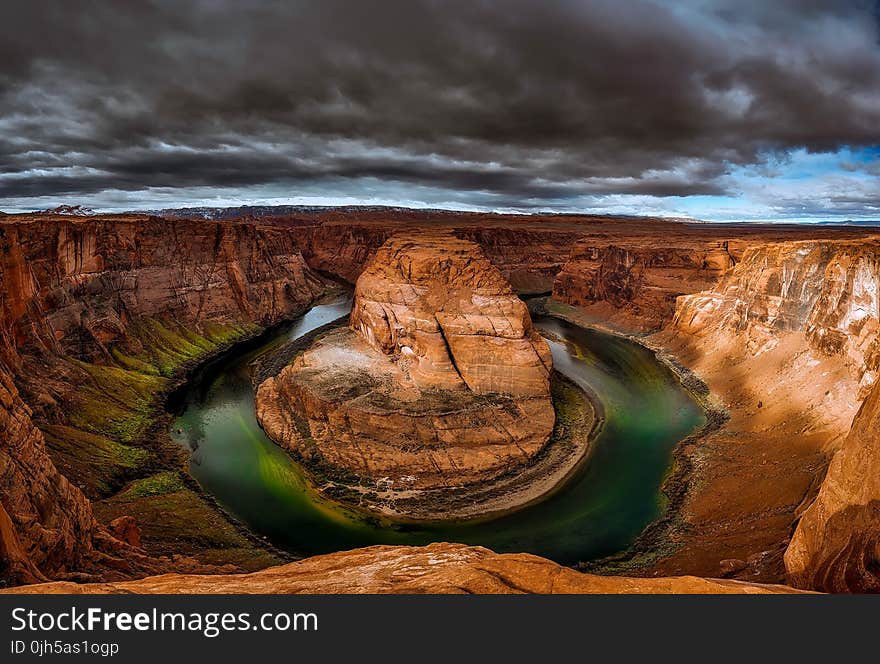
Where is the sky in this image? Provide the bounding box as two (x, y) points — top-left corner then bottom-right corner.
(1, 0), (879, 221)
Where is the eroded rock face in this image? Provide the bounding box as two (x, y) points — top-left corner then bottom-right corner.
(2, 543), (806, 594)
(650, 238), (880, 586)
(0, 363), (90, 585)
(0, 215), (329, 583)
(349, 232), (552, 397)
(785, 382), (880, 592)
(291, 210), (584, 293)
(2, 217), (328, 357)
(257, 231), (554, 490)
(552, 240), (736, 332)
(673, 240), (880, 397)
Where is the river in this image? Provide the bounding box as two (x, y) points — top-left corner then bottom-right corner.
(169, 293), (705, 566)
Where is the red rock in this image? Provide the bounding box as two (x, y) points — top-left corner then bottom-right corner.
(2, 543), (808, 594)
(0, 214), (329, 582)
(785, 380), (880, 592)
(3, 210), (880, 592)
(257, 231), (554, 490)
(552, 240), (735, 332)
(108, 516), (141, 548)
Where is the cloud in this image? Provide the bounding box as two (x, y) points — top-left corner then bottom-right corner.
(0, 0), (879, 215)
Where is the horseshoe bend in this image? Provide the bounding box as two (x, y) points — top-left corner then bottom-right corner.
(2, 209), (880, 595)
(255, 231), (560, 510)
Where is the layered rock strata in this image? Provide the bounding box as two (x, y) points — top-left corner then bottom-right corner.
(785, 382), (880, 592)
(257, 232), (554, 491)
(0, 363), (93, 584)
(5, 209), (880, 592)
(0, 215), (329, 584)
(672, 240), (880, 398)
(646, 239), (880, 585)
(552, 240), (737, 331)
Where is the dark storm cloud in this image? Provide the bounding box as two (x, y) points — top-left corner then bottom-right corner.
(1, 0), (879, 209)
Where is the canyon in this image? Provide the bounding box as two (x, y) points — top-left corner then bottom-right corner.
(2, 208), (880, 593)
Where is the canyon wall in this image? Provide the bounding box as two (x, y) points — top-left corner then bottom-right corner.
(551, 239), (738, 331)
(785, 382), (880, 592)
(3, 218), (328, 357)
(0, 362), (93, 584)
(672, 241), (880, 397)
(542, 231), (880, 590)
(651, 239), (880, 588)
(0, 215), (329, 584)
(4, 212), (880, 592)
(295, 220), (580, 293)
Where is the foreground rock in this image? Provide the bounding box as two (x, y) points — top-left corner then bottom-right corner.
(257, 231), (554, 491)
(3, 543), (806, 594)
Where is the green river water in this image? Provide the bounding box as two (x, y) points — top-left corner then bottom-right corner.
(169, 294), (705, 566)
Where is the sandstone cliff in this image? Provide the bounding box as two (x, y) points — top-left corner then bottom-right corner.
(785, 376), (880, 592)
(551, 239), (737, 331)
(296, 219), (580, 293)
(637, 238), (880, 585)
(257, 231), (555, 492)
(673, 240), (880, 397)
(3, 543), (805, 594)
(0, 362), (92, 584)
(5, 210), (880, 592)
(0, 215), (329, 584)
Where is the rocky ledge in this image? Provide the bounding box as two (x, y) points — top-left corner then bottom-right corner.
(2, 543), (806, 594)
(256, 231), (556, 497)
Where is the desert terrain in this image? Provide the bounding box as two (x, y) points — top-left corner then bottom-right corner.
(2, 208), (880, 593)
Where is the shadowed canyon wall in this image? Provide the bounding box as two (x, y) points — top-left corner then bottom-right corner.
(552, 240), (739, 331)
(295, 220), (582, 293)
(0, 216), (329, 584)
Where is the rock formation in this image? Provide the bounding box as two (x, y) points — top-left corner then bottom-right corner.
(649, 239), (880, 586)
(4, 209), (880, 592)
(295, 217), (582, 294)
(2, 543), (806, 594)
(552, 239), (736, 331)
(0, 214), (329, 584)
(785, 382), (880, 592)
(672, 240), (880, 397)
(257, 231), (554, 491)
(0, 363), (91, 585)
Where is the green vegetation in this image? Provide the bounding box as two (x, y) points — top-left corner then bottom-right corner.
(67, 360), (167, 444)
(64, 318), (256, 445)
(42, 314), (284, 570)
(42, 424), (148, 499)
(96, 470), (284, 571)
(124, 318), (257, 378)
(109, 348), (160, 376)
(115, 470), (185, 499)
